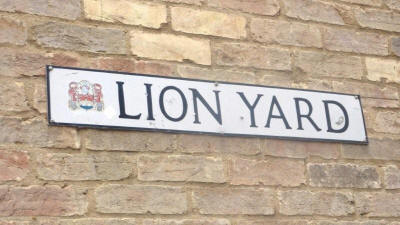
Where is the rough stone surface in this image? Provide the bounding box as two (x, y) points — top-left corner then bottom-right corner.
(356, 192), (400, 217)
(138, 155), (226, 183)
(231, 158), (305, 186)
(33, 81), (47, 113)
(0, 150), (29, 182)
(342, 139), (400, 160)
(0, 17), (26, 45)
(143, 219), (230, 225)
(86, 130), (175, 152)
(308, 163), (380, 188)
(84, 0), (166, 28)
(323, 27), (388, 55)
(0, 80), (29, 112)
(262, 139), (340, 159)
(177, 66), (257, 84)
(95, 185), (187, 214)
(385, 0), (400, 10)
(0, 185), (87, 216)
(130, 31), (211, 65)
(208, 0), (280, 15)
(391, 37), (400, 57)
(250, 19), (322, 48)
(384, 165), (400, 189)
(373, 111), (400, 134)
(362, 98), (399, 108)
(355, 9), (400, 32)
(32, 22), (127, 54)
(339, 0), (382, 6)
(214, 42), (291, 71)
(171, 7), (246, 39)
(366, 57), (400, 83)
(283, 0), (344, 25)
(0, 0), (81, 20)
(0, 48), (78, 77)
(237, 221), (308, 225)
(177, 134), (260, 155)
(294, 51), (363, 79)
(332, 81), (398, 100)
(39, 218), (137, 225)
(37, 153), (135, 181)
(192, 188), (274, 215)
(162, 0), (204, 5)
(0, 117), (79, 149)
(279, 191), (354, 216)
(311, 221), (387, 225)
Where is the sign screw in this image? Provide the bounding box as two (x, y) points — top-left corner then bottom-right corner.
(354, 95), (359, 99)
(214, 82), (219, 87)
(48, 66), (53, 71)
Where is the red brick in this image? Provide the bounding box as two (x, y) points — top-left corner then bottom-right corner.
(0, 151), (29, 181)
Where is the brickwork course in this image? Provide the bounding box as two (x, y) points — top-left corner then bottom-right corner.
(0, 0), (400, 224)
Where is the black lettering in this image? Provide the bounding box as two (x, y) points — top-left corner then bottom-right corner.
(189, 88), (222, 125)
(237, 92), (263, 128)
(265, 95), (292, 129)
(323, 100), (349, 133)
(294, 97), (321, 131)
(116, 81), (141, 119)
(144, 83), (155, 121)
(159, 86), (188, 122)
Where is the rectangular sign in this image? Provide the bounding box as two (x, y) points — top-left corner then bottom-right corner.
(47, 66), (368, 144)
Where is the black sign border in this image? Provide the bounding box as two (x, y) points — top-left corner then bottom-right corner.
(47, 65), (368, 145)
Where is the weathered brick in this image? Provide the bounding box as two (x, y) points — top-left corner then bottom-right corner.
(250, 19), (322, 48)
(163, 0), (204, 5)
(384, 165), (400, 189)
(95, 184), (187, 214)
(39, 218), (137, 225)
(366, 57), (400, 83)
(143, 219), (230, 225)
(84, 0), (166, 28)
(33, 81), (47, 114)
(279, 191), (354, 216)
(332, 81), (398, 99)
(237, 221), (308, 225)
(294, 50), (363, 79)
(138, 155), (226, 183)
(283, 0), (344, 25)
(0, 185), (87, 216)
(177, 134), (260, 155)
(373, 111), (400, 134)
(0, 0), (81, 20)
(0, 151), (29, 182)
(130, 31), (211, 65)
(294, 79), (333, 92)
(362, 98), (399, 108)
(308, 163), (380, 188)
(95, 57), (177, 76)
(342, 139), (400, 160)
(356, 192), (400, 217)
(262, 139), (340, 159)
(208, 0), (279, 15)
(37, 153), (134, 181)
(0, 17), (26, 45)
(391, 37), (400, 57)
(338, 0), (382, 6)
(214, 42), (291, 71)
(355, 9), (400, 32)
(323, 27), (388, 55)
(311, 221), (386, 225)
(384, 0), (400, 10)
(0, 220), (32, 225)
(86, 130), (175, 152)
(0, 80), (29, 112)
(257, 72), (296, 88)
(0, 117), (79, 149)
(231, 158), (305, 186)
(171, 7), (246, 39)
(32, 22), (127, 54)
(177, 66), (256, 84)
(192, 188), (274, 215)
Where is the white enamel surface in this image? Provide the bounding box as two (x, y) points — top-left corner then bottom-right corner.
(48, 67), (367, 143)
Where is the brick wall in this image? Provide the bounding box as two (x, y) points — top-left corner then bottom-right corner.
(0, 0), (400, 224)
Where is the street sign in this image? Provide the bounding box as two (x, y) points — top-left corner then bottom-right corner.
(47, 66), (368, 144)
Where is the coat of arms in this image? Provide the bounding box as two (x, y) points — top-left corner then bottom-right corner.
(68, 80), (104, 111)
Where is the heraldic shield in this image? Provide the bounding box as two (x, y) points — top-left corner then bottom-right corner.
(68, 80), (104, 111)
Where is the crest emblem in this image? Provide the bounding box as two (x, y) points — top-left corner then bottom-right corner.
(68, 80), (104, 111)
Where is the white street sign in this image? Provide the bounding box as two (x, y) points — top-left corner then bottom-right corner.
(47, 66), (368, 144)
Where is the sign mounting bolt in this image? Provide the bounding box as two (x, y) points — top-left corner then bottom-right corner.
(214, 82), (219, 87)
(48, 66), (53, 71)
